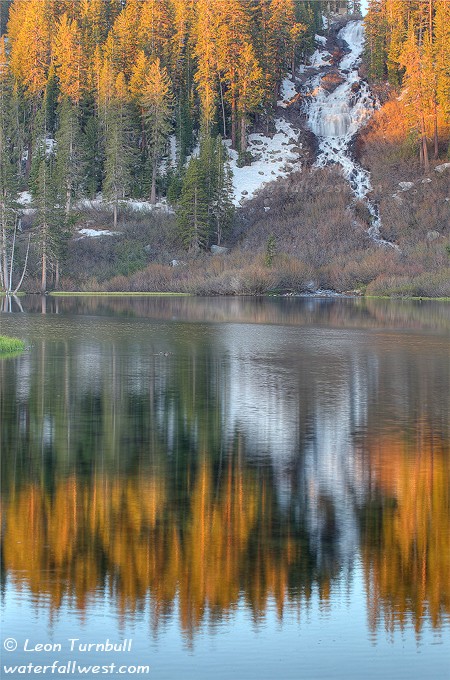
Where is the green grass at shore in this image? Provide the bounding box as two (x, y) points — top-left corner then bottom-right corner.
(0, 335), (25, 354)
(49, 291), (190, 297)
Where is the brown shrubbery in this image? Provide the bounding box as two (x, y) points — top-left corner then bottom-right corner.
(37, 112), (449, 297)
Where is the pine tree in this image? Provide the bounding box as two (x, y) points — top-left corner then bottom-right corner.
(434, 0), (450, 130)
(29, 98), (66, 291)
(237, 41), (264, 152)
(54, 97), (85, 215)
(399, 26), (431, 170)
(364, 0), (387, 82)
(141, 58), (173, 204)
(8, 0), (51, 100)
(103, 73), (136, 229)
(211, 135), (234, 246)
(177, 157), (209, 252)
(83, 114), (102, 199)
(216, 0), (252, 149)
(194, 0), (218, 136)
(0, 35), (20, 291)
(52, 12), (84, 104)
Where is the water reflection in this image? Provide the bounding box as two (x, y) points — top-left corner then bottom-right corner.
(1, 298), (449, 644)
(13, 293), (450, 333)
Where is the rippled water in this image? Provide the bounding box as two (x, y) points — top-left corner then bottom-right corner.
(1, 296), (449, 679)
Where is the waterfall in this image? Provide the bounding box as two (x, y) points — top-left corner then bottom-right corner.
(305, 21), (398, 249)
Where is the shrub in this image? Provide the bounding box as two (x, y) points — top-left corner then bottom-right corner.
(0, 335), (25, 354)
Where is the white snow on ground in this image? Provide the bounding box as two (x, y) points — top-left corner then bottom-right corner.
(77, 228), (120, 238)
(17, 191), (35, 214)
(315, 34), (327, 45)
(76, 195), (174, 214)
(226, 117), (301, 205)
(169, 134), (177, 169)
(17, 191), (32, 205)
(123, 199), (175, 213)
(308, 49), (331, 68)
(45, 137), (56, 155)
(277, 76), (297, 108)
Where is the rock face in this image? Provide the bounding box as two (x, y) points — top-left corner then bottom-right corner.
(426, 231), (440, 242)
(321, 69), (346, 92)
(398, 181), (415, 191)
(435, 163), (450, 173)
(211, 245), (229, 255)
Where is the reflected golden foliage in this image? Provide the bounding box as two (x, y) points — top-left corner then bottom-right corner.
(1, 457), (325, 636)
(362, 426), (450, 633)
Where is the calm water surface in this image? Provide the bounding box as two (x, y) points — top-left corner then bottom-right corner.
(1, 296), (449, 679)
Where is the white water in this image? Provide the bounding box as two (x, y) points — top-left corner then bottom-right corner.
(305, 21), (398, 249)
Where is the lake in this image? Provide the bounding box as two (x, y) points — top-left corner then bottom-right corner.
(1, 295), (449, 679)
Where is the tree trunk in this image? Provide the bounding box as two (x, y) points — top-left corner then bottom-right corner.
(113, 200), (118, 229)
(55, 260), (60, 289)
(433, 102), (439, 160)
(421, 115), (429, 171)
(219, 79), (227, 138)
(150, 163), (157, 204)
(1, 221), (9, 291)
(240, 116), (246, 153)
(231, 97), (237, 150)
(41, 240), (47, 293)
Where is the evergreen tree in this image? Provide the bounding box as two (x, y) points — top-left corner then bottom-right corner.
(364, 0), (387, 82)
(54, 96), (85, 216)
(141, 58), (173, 204)
(211, 135), (234, 246)
(177, 157), (209, 252)
(434, 0), (450, 130)
(103, 73), (136, 229)
(33, 151), (62, 291)
(83, 114), (102, 199)
(52, 12), (84, 104)
(0, 35), (19, 291)
(177, 134), (234, 250)
(236, 41), (264, 151)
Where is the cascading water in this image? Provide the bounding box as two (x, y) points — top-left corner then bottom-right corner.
(305, 20), (398, 249)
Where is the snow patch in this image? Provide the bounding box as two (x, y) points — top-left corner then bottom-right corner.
(76, 195), (174, 214)
(77, 228), (120, 238)
(17, 191), (32, 205)
(277, 77), (297, 108)
(226, 118), (301, 205)
(315, 34), (327, 45)
(308, 49), (331, 68)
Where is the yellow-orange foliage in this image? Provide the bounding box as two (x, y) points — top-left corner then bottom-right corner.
(362, 425), (450, 633)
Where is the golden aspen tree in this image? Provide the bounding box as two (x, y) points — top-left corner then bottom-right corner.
(8, 0), (51, 99)
(110, 0), (142, 78)
(52, 13), (83, 104)
(399, 27), (431, 170)
(385, 0), (407, 87)
(79, 0), (106, 95)
(138, 0), (172, 61)
(237, 42), (264, 152)
(215, 0), (252, 149)
(97, 36), (117, 124)
(434, 0), (450, 128)
(193, 0), (218, 135)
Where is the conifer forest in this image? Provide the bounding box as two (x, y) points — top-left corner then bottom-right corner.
(0, 0), (449, 296)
